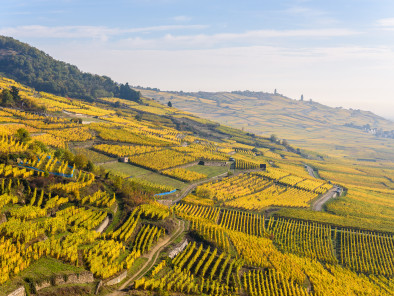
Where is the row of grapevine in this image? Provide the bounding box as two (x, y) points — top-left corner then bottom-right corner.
(132, 224), (165, 254)
(267, 218), (337, 264)
(225, 185), (317, 210)
(339, 229), (393, 276)
(174, 203), (220, 222)
(93, 143), (162, 157)
(243, 269), (309, 296)
(107, 208), (140, 241)
(219, 209), (265, 237)
(190, 218), (231, 253)
(195, 172), (271, 201)
(162, 167), (207, 182)
(80, 190), (116, 208)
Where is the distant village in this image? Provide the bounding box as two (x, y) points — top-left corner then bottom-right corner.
(344, 123), (394, 139)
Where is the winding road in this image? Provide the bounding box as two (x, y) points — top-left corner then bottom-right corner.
(312, 187), (340, 211)
(305, 164), (342, 211)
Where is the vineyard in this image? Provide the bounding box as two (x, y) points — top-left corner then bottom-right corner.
(0, 75), (392, 296)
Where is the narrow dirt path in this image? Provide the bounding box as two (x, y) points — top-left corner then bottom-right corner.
(107, 219), (186, 295)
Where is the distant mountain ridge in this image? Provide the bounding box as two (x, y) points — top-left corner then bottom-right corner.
(138, 88), (394, 161)
(0, 35), (140, 102)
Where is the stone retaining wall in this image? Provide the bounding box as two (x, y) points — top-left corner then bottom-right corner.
(203, 161), (230, 166)
(96, 216), (110, 233)
(0, 213), (7, 225)
(7, 287), (25, 296)
(35, 280), (51, 291)
(169, 239), (188, 259)
(104, 270), (127, 286)
(34, 271), (94, 292)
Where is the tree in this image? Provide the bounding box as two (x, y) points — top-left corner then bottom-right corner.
(167, 101), (172, 107)
(63, 150), (74, 163)
(10, 86), (20, 100)
(86, 160), (94, 172)
(270, 134), (278, 143)
(54, 148), (65, 159)
(119, 83), (141, 103)
(1, 89), (14, 106)
(73, 154), (88, 169)
(28, 140), (48, 153)
(15, 128), (31, 143)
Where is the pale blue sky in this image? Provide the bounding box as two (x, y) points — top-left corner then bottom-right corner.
(1, 0), (394, 119)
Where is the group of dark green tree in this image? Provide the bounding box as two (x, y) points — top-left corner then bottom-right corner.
(0, 36), (141, 103)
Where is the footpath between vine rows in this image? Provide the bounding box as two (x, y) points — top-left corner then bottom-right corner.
(108, 218), (186, 295)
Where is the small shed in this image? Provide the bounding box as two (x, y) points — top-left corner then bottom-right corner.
(119, 157), (129, 163)
(260, 164), (267, 170)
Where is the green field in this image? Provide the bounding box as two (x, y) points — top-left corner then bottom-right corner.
(137, 172), (187, 189)
(101, 162), (152, 177)
(186, 164), (229, 178)
(101, 161), (187, 189)
(72, 147), (114, 164)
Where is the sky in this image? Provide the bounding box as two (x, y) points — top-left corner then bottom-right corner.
(1, 0), (394, 120)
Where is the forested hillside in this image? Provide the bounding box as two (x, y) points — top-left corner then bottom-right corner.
(0, 36), (140, 102)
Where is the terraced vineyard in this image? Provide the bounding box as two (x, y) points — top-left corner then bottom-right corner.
(0, 72), (393, 296)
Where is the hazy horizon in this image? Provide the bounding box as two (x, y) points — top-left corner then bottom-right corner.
(1, 0), (394, 119)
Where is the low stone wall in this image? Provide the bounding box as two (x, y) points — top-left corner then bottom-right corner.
(34, 271), (94, 292)
(0, 213), (7, 224)
(54, 271), (94, 286)
(203, 161), (229, 166)
(105, 270), (127, 286)
(96, 216), (110, 233)
(169, 239), (188, 259)
(7, 286), (25, 296)
(157, 199), (173, 206)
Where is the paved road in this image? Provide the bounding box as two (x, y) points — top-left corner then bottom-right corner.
(168, 171), (229, 205)
(312, 187), (339, 211)
(305, 164), (318, 178)
(305, 164), (342, 211)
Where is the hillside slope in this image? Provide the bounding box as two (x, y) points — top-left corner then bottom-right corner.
(0, 35), (140, 102)
(140, 89), (394, 161)
(0, 76), (393, 295)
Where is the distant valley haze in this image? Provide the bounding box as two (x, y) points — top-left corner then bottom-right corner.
(1, 0), (394, 119)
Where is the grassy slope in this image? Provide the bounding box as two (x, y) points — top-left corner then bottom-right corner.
(101, 162), (187, 189)
(186, 165), (229, 178)
(0, 258), (86, 296)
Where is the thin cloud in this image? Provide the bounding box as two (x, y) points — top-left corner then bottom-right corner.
(0, 24), (208, 40)
(376, 18), (394, 30)
(172, 15), (192, 22)
(117, 28), (360, 50)
(282, 5), (339, 25)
